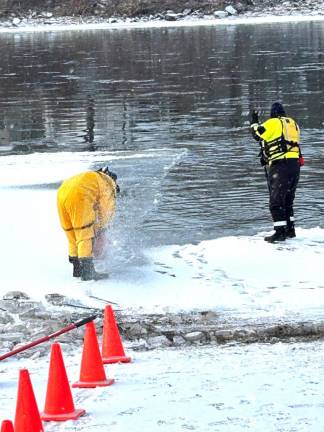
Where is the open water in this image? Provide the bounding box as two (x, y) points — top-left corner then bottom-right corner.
(0, 20), (323, 247)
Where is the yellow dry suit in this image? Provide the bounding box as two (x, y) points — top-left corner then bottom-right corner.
(251, 116), (300, 165)
(57, 171), (117, 259)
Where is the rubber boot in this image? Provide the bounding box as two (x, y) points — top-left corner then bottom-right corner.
(80, 258), (109, 281)
(264, 226), (287, 243)
(69, 256), (81, 277)
(286, 222), (296, 238)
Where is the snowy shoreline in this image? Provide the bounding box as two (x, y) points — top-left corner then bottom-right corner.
(0, 14), (324, 34)
(2, 291), (324, 359)
(1, 6), (324, 33)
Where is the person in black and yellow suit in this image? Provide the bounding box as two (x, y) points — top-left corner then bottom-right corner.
(250, 102), (303, 243)
(57, 166), (119, 280)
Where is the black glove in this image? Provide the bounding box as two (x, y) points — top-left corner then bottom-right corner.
(107, 170), (117, 181)
(250, 109), (259, 125)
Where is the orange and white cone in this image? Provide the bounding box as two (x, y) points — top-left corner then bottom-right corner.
(1, 420), (14, 432)
(14, 369), (43, 432)
(102, 305), (132, 364)
(73, 321), (115, 388)
(40, 343), (85, 421)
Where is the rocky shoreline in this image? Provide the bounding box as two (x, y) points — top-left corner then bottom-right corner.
(1, 291), (324, 360)
(0, 0), (323, 30)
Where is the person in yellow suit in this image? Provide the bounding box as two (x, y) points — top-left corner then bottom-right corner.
(250, 102), (303, 243)
(57, 166), (119, 281)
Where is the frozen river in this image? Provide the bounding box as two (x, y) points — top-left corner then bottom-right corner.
(0, 19), (323, 243)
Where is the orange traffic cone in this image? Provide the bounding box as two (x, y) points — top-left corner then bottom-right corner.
(40, 342), (85, 421)
(73, 321), (115, 388)
(14, 368), (43, 432)
(1, 420), (14, 432)
(102, 305), (132, 364)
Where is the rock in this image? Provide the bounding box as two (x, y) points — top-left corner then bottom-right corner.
(129, 338), (149, 351)
(19, 307), (48, 320)
(214, 10), (228, 18)
(173, 335), (187, 346)
(45, 293), (65, 306)
(12, 17), (21, 25)
(0, 340), (15, 351)
(30, 351), (41, 360)
(126, 323), (148, 338)
(316, 323), (324, 333)
(184, 331), (205, 342)
(214, 330), (234, 341)
(1, 300), (43, 314)
(2, 324), (26, 334)
(165, 12), (178, 21)
(200, 310), (218, 321)
(235, 2), (247, 13)
(147, 335), (172, 349)
(225, 5), (238, 15)
(0, 333), (25, 342)
(0, 312), (14, 325)
(182, 8), (192, 16)
(3, 291), (30, 300)
(16, 344), (49, 359)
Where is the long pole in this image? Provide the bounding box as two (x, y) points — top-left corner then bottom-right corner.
(0, 314), (97, 361)
(263, 164), (270, 193)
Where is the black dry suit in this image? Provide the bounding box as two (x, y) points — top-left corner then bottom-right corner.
(251, 105), (302, 241)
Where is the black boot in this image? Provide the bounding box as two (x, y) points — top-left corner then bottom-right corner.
(69, 256), (81, 277)
(286, 222), (296, 238)
(79, 258), (109, 281)
(264, 226), (287, 243)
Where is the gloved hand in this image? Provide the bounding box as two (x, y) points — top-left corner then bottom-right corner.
(106, 170), (120, 193)
(108, 170), (117, 182)
(250, 109), (259, 125)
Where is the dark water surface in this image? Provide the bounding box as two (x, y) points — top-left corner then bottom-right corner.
(0, 21), (323, 246)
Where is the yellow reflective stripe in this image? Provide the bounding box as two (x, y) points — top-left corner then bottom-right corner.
(271, 152), (299, 161)
(284, 151), (299, 158)
(269, 153), (299, 166)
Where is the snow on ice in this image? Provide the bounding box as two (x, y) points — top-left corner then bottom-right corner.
(1, 150), (324, 430)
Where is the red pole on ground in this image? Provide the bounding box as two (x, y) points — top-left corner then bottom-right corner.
(0, 315), (97, 361)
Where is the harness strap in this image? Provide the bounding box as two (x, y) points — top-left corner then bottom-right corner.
(64, 221), (94, 232)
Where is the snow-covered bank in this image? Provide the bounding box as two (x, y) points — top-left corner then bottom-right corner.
(0, 13), (323, 33)
(1, 0), (324, 33)
(1, 342), (324, 431)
